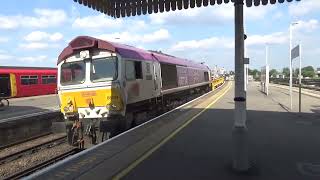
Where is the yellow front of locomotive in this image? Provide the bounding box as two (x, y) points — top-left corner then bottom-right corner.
(58, 50), (124, 120)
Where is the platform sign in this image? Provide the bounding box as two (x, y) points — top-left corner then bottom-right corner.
(244, 58), (250, 64)
(291, 45), (300, 60)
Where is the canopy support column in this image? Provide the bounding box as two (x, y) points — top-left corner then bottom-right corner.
(232, 0), (249, 172)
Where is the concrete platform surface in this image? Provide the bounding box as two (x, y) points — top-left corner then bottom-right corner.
(0, 94), (59, 122)
(122, 82), (320, 180)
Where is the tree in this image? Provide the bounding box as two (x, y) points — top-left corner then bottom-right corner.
(269, 69), (278, 77)
(293, 68), (299, 77)
(282, 67), (290, 77)
(302, 66), (315, 78)
(249, 69), (260, 77)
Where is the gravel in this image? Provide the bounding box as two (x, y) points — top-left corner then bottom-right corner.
(0, 133), (66, 159)
(0, 143), (74, 179)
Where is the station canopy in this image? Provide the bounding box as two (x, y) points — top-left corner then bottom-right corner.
(73, 0), (300, 18)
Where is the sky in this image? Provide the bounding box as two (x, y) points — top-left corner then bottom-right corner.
(0, 0), (319, 71)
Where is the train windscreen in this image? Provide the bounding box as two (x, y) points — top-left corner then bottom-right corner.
(90, 57), (118, 82)
(60, 61), (86, 85)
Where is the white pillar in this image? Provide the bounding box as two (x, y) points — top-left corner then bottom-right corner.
(289, 24), (293, 110)
(232, 0), (249, 172)
(298, 43), (302, 113)
(265, 44), (269, 95)
(299, 43), (302, 84)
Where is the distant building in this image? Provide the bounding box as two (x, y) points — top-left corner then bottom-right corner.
(276, 74), (285, 79)
(317, 68), (320, 76)
(211, 66), (226, 79)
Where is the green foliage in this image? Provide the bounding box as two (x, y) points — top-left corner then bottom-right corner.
(293, 68), (299, 77)
(301, 66), (315, 77)
(269, 69), (278, 77)
(249, 69), (260, 77)
(282, 67), (290, 77)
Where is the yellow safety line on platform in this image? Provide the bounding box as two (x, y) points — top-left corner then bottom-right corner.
(113, 82), (232, 180)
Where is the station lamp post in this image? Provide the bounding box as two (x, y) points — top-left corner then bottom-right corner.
(289, 22), (299, 110)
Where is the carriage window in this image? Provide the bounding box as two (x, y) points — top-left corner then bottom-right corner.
(125, 60), (142, 81)
(146, 63), (151, 74)
(135, 61), (142, 79)
(42, 75), (56, 84)
(125, 61), (135, 80)
(204, 72), (209, 81)
(21, 75), (38, 85)
(91, 57), (118, 82)
(60, 61), (86, 85)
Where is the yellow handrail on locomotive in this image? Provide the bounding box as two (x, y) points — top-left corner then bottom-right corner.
(212, 77), (225, 90)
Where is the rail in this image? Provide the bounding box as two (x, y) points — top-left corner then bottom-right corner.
(0, 135), (67, 165)
(4, 148), (79, 180)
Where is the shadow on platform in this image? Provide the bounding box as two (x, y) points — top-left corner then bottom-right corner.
(124, 108), (320, 180)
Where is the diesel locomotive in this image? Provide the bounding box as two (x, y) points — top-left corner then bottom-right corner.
(57, 36), (212, 147)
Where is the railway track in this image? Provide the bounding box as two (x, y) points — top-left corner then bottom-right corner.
(4, 148), (80, 180)
(0, 135), (67, 165)
(0, 132), (52, 151)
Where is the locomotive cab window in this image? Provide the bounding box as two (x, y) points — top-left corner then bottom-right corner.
(125, 60), (142, 80)
(91, 57), (118, 82)
(60, 61), (86, 85)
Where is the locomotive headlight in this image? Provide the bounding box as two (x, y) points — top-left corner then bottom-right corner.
(80, 50), (90, 59)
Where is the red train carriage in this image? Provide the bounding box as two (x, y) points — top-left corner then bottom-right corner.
(0, 66), (57, 98)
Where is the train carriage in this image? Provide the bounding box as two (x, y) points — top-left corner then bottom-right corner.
(0, 66), (57, 98)
(57, 36), (212, 147)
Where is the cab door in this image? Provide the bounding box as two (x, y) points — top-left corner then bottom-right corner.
(0, 74), (11, 97)
(153, 61), (161, 97)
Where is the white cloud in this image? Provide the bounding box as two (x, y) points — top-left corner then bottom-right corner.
(18, 55), (47, 63)
(149, 5), (233, 25)
(246, 32), (288, 46)
(169, 36), (233, 52)
(244, 5), (276, 21)
(294, 19), (319, 33)
(0, 17), (18, 29)
(19, 42), (49, 50)
(24, 31), (63, 42)
(72, 14), (123, 30)
(0, 53), (13, 61)
(0, 37), (9, 43)
(98, 29), (170, 44)
(143, 29), (170, 43)
(0, 8), (67, 29)
(289, 0), (320, 16)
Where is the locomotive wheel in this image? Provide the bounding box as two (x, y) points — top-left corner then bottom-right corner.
(120, 113), (134, 131)
(68, 120), (84, 148)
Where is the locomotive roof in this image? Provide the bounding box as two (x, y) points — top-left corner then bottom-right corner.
(58, 36), (209, 70)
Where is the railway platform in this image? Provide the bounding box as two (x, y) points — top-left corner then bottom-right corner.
(0, 94), (61, 148)
(28, 81), (320, 180)
(0, 94), (59, 122)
